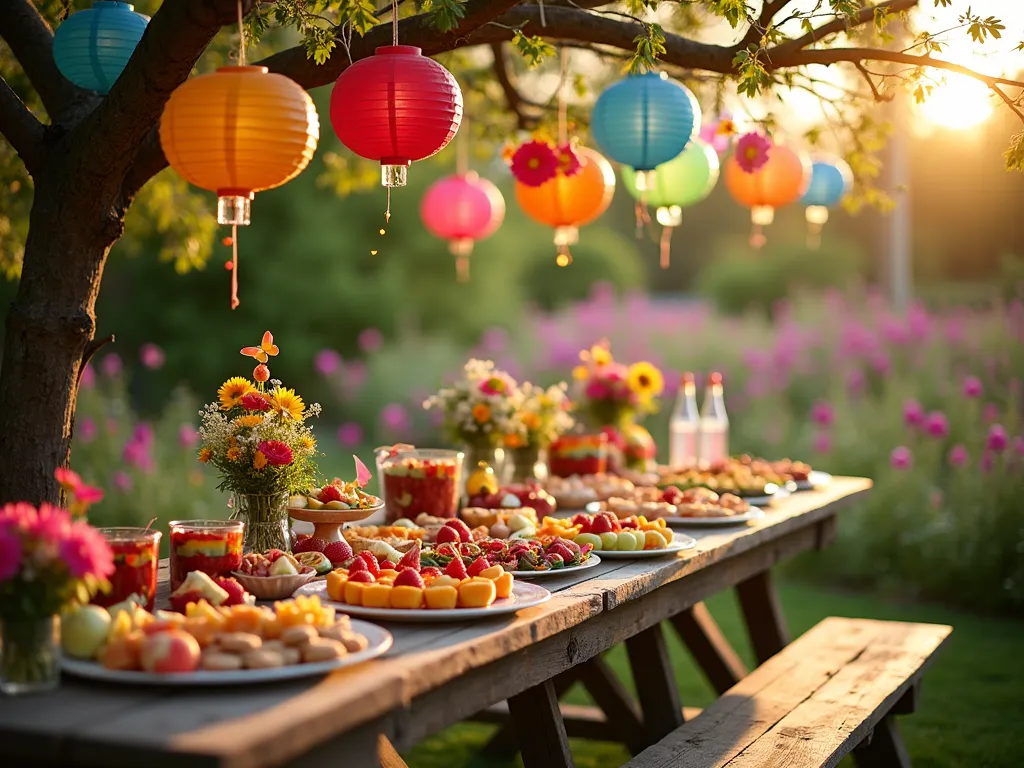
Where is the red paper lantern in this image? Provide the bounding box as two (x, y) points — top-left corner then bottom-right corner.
(421, 172), (505, 281)
(330, 46), (463, 188)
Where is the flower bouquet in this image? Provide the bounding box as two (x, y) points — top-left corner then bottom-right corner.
(503, 382), (574, 482)
(198, 331), (320, 552)
(0, 470), (113, 694)
(571, 342), (664, 471)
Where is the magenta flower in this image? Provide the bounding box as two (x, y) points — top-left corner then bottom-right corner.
(357, 327), (384, 354)
(100, 353), (123, 378)
(380, 403), (410, 433)
(314, 349), (342, 376)
(510, 139), (560, 186)
(258, 440), (294, 466)
(903, 399), (925, 427)
(980, 450), (994, 473)
(0, 501), (37, 530)
(0, 526), (21, 581)
(178, 424), (199, 449)
(132, 423), (155, 447)
(1014, 436), (1024, 457)
(923, 411), (949, 439)
(240, 391), (272, 412)
(26, 503), (71, 552)
(810, 401), (834, 428)
(60, 520), (114, 579)
(890, 446), (913, 470)
(337, 422), (364, 447)
(556, 143), (582, 177)
(986, 424), (1008, 453)
(585, 380), (611, 400)
(735, 132), (771, 173)
(812, 432), (831, 454)
(113, 471), (132, 493)
(983, 403), (999, 423)
(948, 444), (968, 467)
(78, 417), (97, 444)
(80, 363), (96, 389)
(139, 343), (165, 370)
(963, 376), (983, 398)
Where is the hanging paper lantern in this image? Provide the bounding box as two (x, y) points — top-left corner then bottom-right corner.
(421, 172), (506, 281)
(622, 138), (719, 268)
(801, 158), (853, 249)
(52, 2), (150, 94)
(591, 72), (701, 188)
(330, 46), (462, 188)
(515, 147), (615, 266)
(724, 141), (810, 249)
(160, 66), (319, 226)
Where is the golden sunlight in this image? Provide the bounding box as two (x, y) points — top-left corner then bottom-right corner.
(917, 74), (994, 130)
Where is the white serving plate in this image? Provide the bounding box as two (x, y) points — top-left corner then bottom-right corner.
(508, 553), (601, 577)
(662, 507), (767, 527)
(295, 580), (551, 623)
(592, 533), (697, 559)
(60, 619), (391, 686)
(794, 471), (832, 490)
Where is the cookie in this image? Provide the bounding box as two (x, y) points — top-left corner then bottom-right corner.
(281, 625), (319, 647)
(301, 638), (347, 663)
(243, 649), (285, 669)
(200, 651), (243, 671)
(337, 631), (369, 653)
(217, 632), (262, 653)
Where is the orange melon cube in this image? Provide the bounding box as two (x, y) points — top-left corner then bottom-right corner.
(377, 569), (399, 581)
(424, 585), (458, 610)
(362, 583), (394, 608)
(326, 571), (348, 601)
(493, 572), (514, 599)
(344, 581), (366, 606)
(389, 586), (424, 610)
(479, 565), (504, 580)
(429, 575), (462, 589)
(458, 578), (497, 608)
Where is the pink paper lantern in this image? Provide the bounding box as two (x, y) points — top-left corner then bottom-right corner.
(421, 171), (505, 281)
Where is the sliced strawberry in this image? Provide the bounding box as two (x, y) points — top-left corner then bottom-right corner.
(619, 518), (639, 529)
(398, 542), (422, 572)
(590, 515), (613, 535)
(420, 566), (442, 579)
(393, 568), (425, 588)
(358, 551), (380, 577)
(323, 540), (354, 566)
(435, 526), (460, 545)
(467, 556), (490, 577)
(446, 519), (472, 543)
(347, 570), (376, 583)
(571, 513), (592, 534)
(347, 557), (368, 573)
(214, 577), (249, 607)
(319, 485), (343, 503)
(443, 554), (468, 580)
(378, 560), (397, 571)
(266, 549), (286, 562)
(293, 536), (328, 554)
(435, 542), (459, 557)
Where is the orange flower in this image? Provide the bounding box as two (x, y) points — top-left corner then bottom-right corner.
(253, 450), (268, 470)
(198, 448), (212, 463)
(522, 412), (542, 431)
(504, 432), (525, 448)
(226, 447), (241, 461)
(472, 403), (491, 423)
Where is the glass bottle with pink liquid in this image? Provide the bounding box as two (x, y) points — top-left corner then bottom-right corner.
(699, 372), (729, 465)
(669, 372), (700, 469)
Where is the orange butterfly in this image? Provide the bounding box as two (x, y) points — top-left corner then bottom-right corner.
(240, 331), (280, 363)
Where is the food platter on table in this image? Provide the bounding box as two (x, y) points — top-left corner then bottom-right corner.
(661, 507), (766, 527)
(595, 532), (696, 558)
(61, 619), (392, 686)
(287, 480), (384, 543)
(507, 553), (602, 577)
(295, 579), (551, 623)
(794, 471), (833, 491)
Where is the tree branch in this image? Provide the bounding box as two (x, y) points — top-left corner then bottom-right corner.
(490, 43), (536, 130)
(740, 1), (796, 49)
(0, 75), (45, 173)
(854, 61), (892, 102)
(0, 0), (83, 119)
(773, 0), (919, 56)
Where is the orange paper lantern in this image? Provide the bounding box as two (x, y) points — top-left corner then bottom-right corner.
(160, 66), (320, 227)
(515, 147), (615, 265)
(724, 142), (810, 249)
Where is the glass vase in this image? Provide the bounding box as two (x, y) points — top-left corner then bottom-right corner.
(0, 614), (60, 695)
(236, 492), (291, 553)
(506, 445), (547, 484)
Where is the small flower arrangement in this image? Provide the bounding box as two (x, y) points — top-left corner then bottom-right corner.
(505, 382), (574, 450)
(424, 359), (523, 449)
(505, 137), (582, 187)
(572, 342), (664, 428)
(197, 331), (320, 497)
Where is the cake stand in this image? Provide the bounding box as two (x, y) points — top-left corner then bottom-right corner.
(288, 502), (384, 543)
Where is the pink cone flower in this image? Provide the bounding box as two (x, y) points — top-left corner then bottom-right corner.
(903, 399), (925, 427)
(810, 401), (834, 428)
(139, 343), (165, 370)
(101, 353), (123, 378)
(923, 411), (949, 439)
(812, 432), (831, 454)
(357, 327), (384, 354)
(735, 132), (771, 173)
(337, 422), (364, 447)
(78, 417), (97, 443)
(890, 446), (913, 470)
(963, 375), (983, 398)
(114, 471), (132, 493)
(314, 349), (342, 376)
(948, 444), (968, 467)
(987, 424), (1008, 453)
(60, 519), (114, 579)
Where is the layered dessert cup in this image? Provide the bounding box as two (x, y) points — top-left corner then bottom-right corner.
(168, 519), (244, 591)
(549, 434), (609, 477)
(93, 527), (163, 611)
(376, 449), (464, 522)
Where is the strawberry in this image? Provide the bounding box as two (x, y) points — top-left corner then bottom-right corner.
(435, 542), (459, 558)
(443, 554), (468, 580)
(293, 536), (328, 554)
(545, 553), (565, 569)
(420, 566), (442, 579)
(446, 519), (472, 543)
(467, 556), (490, 577)
(619, 517), (639, 529)
(214, 577), (249, 607)
(168, 590), (204, 614)
(598, 512), (620, 532)
(590, 514), (613, 535)
(323, 539), (354, 566)
(357, 550), (381, 577)
(398, 542), (422, 572)
(435, 526), (461, 545)
(266, 549), (287, 562)
(318, 484), (343, 503)
(347, 557), (368, 573)
(459, 543), (476, 558)
(547, 542), (574, 564)
(378, 560), (397, 571)
(571, 513), (592, 534)
(393, 568), (425, 588)
(347, 570), (376, 584)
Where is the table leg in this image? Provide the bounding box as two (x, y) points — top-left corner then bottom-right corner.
(853, 716), (912, 768)
(669, 603), (748, 694)
(625, 624), (684, 745)
(735, 570), (790, 664)
(507, 678), (575, 768)
(377, 735), (409, 768)
(482, 667), (578, 756)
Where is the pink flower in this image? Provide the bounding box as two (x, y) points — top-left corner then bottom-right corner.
(479, 374), (513, 397)
(983, 403), (999, 423)
(846, 369), (865, 396)
(113, 471), (132, 493)
(556, 143), (582, 177)
(986, 424), (1008, 453)
(0, 501), (37, 531)
(510, 140), (559, 187)
(132, 423), (154, 447)
(54, 467), (84, 493)
(812, 432), (831, 454)
(963, 376), (983, 398)
(26, 503), (72, 550)
(357, 327), (384, 354)
(980, 450), (994, 473)
(60, 520), (114, 579)
(257, 440), (294, 466)
(240, 392), (272, 412)
(890, 446), (913, 470)
(178, 424), (199, 449)
(1014, 436), (1024, 457)
(585, 380), (611, 400)
(337, 422), (364, 447)
(810, 401), (834, 428)
(948, 444), (968, 467)
(735, 132), (771, 173)
(380, 403), (410, 432)
(314, 349), (342, 376)
(55, 468), (104, 510)
(139, 343), (165, 370)
(78, 417), (97, 443)
(100, 353), (123, 378)
(0, 525), (21, 580)
(923, 411), (949, 439)
(80, 364), (96, 389)
(903, 399), (925, 427)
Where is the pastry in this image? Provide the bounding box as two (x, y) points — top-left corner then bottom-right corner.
(281, 625), (319, 647)
(302, 637), (347, 663)
(243, 649), (285, 669)
(200, 651), (244, 671)
(217, 632), (262, 653)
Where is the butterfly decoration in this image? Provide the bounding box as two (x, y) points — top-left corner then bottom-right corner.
(241, 331), (280, 363)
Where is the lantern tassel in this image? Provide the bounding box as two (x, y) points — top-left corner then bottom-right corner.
(230, 224), (240, 309)
(750, 223), (767, 251)
(660, 226), (674, 269)
(385, 187), (391, 223)
(634, 188), (651, 238)
(556, 245), (572, 267)
(456, 255), (470, 282)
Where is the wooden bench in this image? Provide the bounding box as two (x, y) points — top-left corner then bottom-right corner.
(623, 617), (951, 768)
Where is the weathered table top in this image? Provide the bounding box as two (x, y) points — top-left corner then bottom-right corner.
(0, 477), (872, 768)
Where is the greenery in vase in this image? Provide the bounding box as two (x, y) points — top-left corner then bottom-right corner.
(423, 359), (523, 450)
(571, 342), (665, 428)
(505, 381), (574, 450)
(198, 331), (320, 497)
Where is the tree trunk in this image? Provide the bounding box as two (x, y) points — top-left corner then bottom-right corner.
(0, 160), (117, 505)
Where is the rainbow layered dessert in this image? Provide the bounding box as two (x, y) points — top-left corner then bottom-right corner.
(549, 434), (609, 478)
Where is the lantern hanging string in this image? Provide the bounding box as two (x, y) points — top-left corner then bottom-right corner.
(456, 114), (469, 176)
(659, 223), (673, 269)
(380, 0), (400, 224)
(236, 0), (246, 65)
(557, 48), (568, 145)
(229, 225), (240, 309)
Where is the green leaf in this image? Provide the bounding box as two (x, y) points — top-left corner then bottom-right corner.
(423, 0), (466, 33)
(629, 23), (666, 74)
(707, 0), (750, 29)
(1005, 131), (1024, 173)
(512, 31), (555, 69)
(339, 0), (379, 36)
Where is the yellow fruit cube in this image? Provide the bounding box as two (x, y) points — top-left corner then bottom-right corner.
(429, 575), (462, 589)
(377, 569), (399, 581)
(362, 583), (394, 608)
(344, 581), (366, 606)
(644, 529), (670, 550)
(478, 565), (504, 580)
(493, 572), (514, 599)
(458, 578), (497, 608)
(424, 585), (459, 610)
(390, 586), (424, 609)
(326, 571), (348, 601)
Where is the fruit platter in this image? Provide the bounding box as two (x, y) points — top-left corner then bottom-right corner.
(533, 512), (696, 559)
(542, 473), (637, 510)
(60, 594), (391, 685)
(288, 478), (384, 542)
(655, 487), (765, 526)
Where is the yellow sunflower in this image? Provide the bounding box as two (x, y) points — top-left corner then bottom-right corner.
(234, 415), (263, 429)
(627, 362), (664, 398)
(270, 387), (304, 420)
(197, 447), (212, 463)
(218, 377), (254, 410)
(226, 446), (242, 461)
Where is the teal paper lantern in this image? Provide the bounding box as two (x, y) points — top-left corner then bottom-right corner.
(53, 2), (149, 94)
(621, 138), (719, 268)
(800, 158), (852, 249)
(591, 73), (701, 182)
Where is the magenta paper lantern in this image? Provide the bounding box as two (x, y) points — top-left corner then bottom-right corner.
(421, 171), (505, 281)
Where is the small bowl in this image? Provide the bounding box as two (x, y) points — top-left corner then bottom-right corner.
(231, 569), (317, 601)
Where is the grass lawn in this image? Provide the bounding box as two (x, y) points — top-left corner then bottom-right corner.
(404, 578), (1024, 768)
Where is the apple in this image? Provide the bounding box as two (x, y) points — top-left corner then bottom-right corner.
(62, 605), (111, 659)
(139, 629), (201, 674)
(509, 526), (536, 540)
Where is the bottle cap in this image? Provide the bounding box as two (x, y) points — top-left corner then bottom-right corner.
(681, 372), (694, 385)
(708, 372), (723, 385)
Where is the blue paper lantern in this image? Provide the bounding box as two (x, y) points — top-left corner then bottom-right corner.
(53, 2), (149, 94)
(590, 72), (701, 173)
(801, 159), (853, 208)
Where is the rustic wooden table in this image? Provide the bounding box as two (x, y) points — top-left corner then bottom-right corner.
(0, 477), (871, 768)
